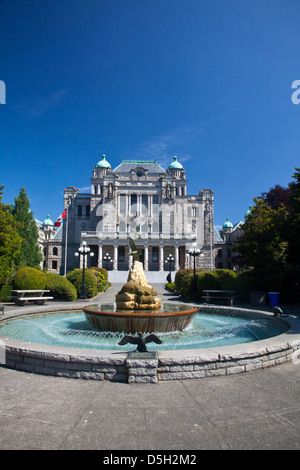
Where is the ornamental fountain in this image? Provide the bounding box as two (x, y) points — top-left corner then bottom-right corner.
(83, 234), (198, 335)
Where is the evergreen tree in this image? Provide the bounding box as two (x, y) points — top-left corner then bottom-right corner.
(12, 187), (42, 268)
(0, 186), (23, 286)
(287, 167), (300, 268)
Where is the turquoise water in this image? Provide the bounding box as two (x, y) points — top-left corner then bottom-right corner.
(0, 310), (288, 351)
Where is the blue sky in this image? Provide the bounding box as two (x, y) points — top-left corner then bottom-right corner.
(1, 0), (300, 228)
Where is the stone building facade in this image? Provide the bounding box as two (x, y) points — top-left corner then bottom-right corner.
(36, 216), (62, 273)
(60, 155), (220, 276)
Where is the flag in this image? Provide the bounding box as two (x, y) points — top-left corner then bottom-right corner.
(54, 209), (67, 227)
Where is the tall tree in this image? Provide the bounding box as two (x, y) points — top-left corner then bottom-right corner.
(287, 167), (300, 268)
(12, 187), (42, 268)
(234, 197), (288, 275)
(0, 185), (23, 286)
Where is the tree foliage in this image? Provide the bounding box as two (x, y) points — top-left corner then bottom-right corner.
(233, 168), (300, 299)
(0, 186), (23, 286)
(12, 187), (42, 268)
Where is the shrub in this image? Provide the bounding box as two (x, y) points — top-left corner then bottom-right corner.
(91, 266), (108, 281)
(45, 273), (77, 301)
(180, 272), (195, 301)
(13, 267), (46, 290)
(90, 269), (106, 292)
(66, 268), (98, 298)
(211, 269), (237, 290)
(165, 282), (175, 292)
(0, 283), (12, 302)
(174, 269), (193, 295)
(196, 271), (218, 296)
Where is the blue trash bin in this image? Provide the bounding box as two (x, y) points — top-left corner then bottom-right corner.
(268, 292), (279, 307)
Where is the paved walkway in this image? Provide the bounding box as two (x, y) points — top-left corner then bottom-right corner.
(1, 284), (300, 450)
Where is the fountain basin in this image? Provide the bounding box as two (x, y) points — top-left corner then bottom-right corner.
(0, 304), (299, 383)
(83, 302), (198, 333)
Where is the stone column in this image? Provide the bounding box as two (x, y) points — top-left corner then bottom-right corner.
(113, 244), (118, 271)
(174, 245), (179, 272)
(159, 244), (164, 271)
(97, 244), (102, 268)
(144, 244), (149, 271)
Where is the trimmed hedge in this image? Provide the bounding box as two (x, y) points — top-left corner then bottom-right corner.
(45, 273), (77, 301)
(174, 268), (238, 301)
(13, 267), (46, 290)
(66, 268), (98, 298)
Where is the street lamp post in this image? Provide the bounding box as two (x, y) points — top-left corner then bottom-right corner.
(74, 241), (94, 299)
(103, 253), (113, 270)
(165, 254), (175, 282)
(187, 244), (203, 296)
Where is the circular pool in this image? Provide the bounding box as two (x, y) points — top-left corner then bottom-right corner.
(0, 304), (289, 350)
(0, 303), (299, 383)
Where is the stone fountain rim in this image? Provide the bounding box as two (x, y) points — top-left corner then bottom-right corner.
(83, 303), (199, 318)
(1, 303), (299, 382)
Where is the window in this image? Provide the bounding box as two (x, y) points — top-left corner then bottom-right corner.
(77, 205), (82, 216)
(131, 194), (137, 215)
(52, 261), (58, 270)
(142, 194), (148, 215)
(120, 195), (126, 215)
(152, 247), (159, 262)
(153, 195), (159, 215)
(53, 247), (58, 256)
(86, 205), (90, 217)
(118, 247), (125, 262)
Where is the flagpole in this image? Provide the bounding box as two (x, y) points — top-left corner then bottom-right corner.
(64, 204), (69, 277)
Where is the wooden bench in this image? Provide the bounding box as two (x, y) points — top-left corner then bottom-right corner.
(202, 290), (237, 306)
(10, 290), (53, 306)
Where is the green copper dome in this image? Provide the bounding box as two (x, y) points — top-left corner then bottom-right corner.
(96, 154), (111, 168)
(244, 205), (252, 218)
(43, 215), (54, 226)
(169, 156), (183, 169)
(223, 218), (233, 228)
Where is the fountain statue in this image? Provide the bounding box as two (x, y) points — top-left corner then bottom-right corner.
(83, 222), (198, 333)
(115, 237), (162, 310)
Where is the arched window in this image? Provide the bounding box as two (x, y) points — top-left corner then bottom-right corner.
(53, 247), (58, 256)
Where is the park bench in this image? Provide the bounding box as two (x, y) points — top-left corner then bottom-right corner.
(10, 290), (53, 306)
(202, 290), (237, 306)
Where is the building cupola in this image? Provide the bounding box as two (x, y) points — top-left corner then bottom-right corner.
(96, 154), (111, 168)
(168, 156), (183, 169)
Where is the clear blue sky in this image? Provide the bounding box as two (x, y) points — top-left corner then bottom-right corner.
(1, 0), (300, 228)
